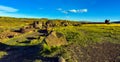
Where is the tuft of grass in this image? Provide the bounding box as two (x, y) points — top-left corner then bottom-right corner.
(40, 43), (62, 57)
(0, 51), (8, 59)
(30, 38), (44, 45)
(33, 59), (42, 62)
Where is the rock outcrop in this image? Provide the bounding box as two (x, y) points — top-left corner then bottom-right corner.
(44, 31), (67, 47)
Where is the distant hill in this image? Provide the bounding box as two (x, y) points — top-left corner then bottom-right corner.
(80, 21), (105, 24)
(112, 21), (120, 23)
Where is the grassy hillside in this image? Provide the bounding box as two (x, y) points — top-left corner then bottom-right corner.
(54, 25), (120, 46)
(0, 17), (120, 62)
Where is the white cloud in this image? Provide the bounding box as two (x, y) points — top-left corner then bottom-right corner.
(0, 5), (34, 18)
(79, 9), (88, 13)
(69, 9), (88, 13)
(69, 9), (77, 13)
(57, 8), (88, 14)
(57, 8), (62, 11)
(0, 5), (22, 18)
(0, 5), (44, 18)
(62, 11), (68, 14)
(57, 8), (68, 14)
(0, 5), (18, 12)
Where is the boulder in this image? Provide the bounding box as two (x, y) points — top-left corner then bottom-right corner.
(58, 56), (66, 62)
(44, 31), (67, 47)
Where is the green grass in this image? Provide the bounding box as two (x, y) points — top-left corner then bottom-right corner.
(33, 59), (42, 62)
(54, 25), (120, 46)
(30, 37), (44, 45)
(0, 51), (8, 59)
(40, 43), (62, 57)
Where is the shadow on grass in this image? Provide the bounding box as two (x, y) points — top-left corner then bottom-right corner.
(0, 42), (58, 62)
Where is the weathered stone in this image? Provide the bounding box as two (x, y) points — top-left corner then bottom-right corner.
(58, 56), (66, 62)
(19, 27), (34, 33)
(33, 21), (39, 28)
(20, 27), (25, 33)
(45, 31), (67, 47)
(31, 21), (43, 29)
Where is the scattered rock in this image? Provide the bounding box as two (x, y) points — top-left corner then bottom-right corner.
(44, 31), (67, 47)
(19, 27), (25, 33)
(58, 56), (66, 62)
(33, 21), (38, 28)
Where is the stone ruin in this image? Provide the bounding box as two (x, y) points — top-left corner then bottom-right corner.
(14, 21), (43, 33)
(28, 21), (43, 29)
(61, 21), (68, 26)
(18, 27), (34, 33)
(15, 20), (81, 34)
(19, 27), (25, 33)
(33, 21), (40, 29)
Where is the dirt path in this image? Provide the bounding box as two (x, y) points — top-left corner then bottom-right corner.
(66, 42), (120, 62)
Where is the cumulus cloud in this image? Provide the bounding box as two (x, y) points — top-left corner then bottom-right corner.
(69, 9), (88, 13)
(57, 8), (88, 14)
(0, 5), (18, 12)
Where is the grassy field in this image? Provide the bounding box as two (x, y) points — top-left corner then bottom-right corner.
(1, 24), (120, 46)
(53, 25), (120, 62)
(0, 17), (120, 62)
(82, 24), (120, 26)
(54, 25), (120, 46)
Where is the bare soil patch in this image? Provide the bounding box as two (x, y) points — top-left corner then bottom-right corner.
(65, 42), (120, 62)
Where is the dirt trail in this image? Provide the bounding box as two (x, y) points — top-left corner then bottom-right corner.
(66, 42), (120, 62)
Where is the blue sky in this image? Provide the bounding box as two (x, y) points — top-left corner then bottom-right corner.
(0, 0), (120, 22)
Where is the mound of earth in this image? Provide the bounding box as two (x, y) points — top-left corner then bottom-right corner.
(65, 42), (120, 62)
(44, 31), (67, 47)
